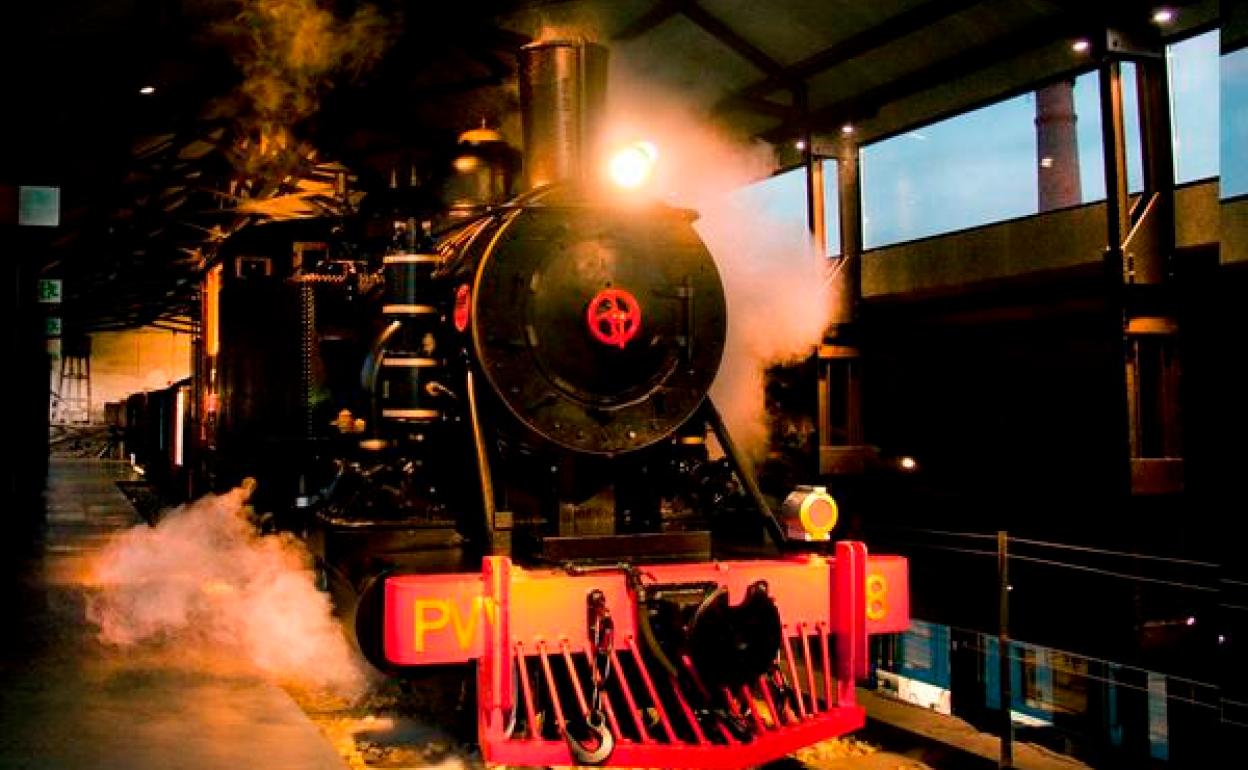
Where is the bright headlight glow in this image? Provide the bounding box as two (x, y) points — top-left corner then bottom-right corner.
(608, 141), (658, 189)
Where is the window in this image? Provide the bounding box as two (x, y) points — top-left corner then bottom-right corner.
(861, 94), (1038, 249)
(730, 161), (841, 256)
(1169, 30), (1220, 184)
(1222, 45), (1248, 198)
(859, 30), (1217, 250)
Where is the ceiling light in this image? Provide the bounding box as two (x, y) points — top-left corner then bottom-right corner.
(1152, 8), (1175, 24)
(794, 140), (806, 151)
(139, 85), (156, 95)
(1071, 39), (1090, 53)
(840, 123), (854, 135)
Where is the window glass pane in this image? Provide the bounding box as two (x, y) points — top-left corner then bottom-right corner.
(1071, 64), (1147, 203)
(1222, 45), (1248, 198)
(861, 94), (1036, 249)
(731, 165), (808, 245)
(1074, 71), (1106, 201)
(732, 163), (841, 256)
(1122, 61), (1145, 194)
(1169, 30), (1220, 184)
(823, 159), (841, 256)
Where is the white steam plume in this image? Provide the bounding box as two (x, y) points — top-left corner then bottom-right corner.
(224, 0), (396, 174)
(86, 485), (368, 695)
(604, 72), (830, 463)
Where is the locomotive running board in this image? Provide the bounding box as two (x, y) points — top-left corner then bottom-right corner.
(382, 541), (909, 769)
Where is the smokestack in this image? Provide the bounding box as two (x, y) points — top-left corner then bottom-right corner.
(1035, 80), (1082, 211)
(518, 40), (608, 191)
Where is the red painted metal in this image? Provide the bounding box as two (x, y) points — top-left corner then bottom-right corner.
(759, 672), (782, 728)
(628, 635), (678, 742)
(799, 623), (818, 711)
(537, 641), (567, 734)
(782, 631), (807, 719)
(834, 541), (867, 705)
(821, 620), (834, 711)
(742, 683), (767, 733)
(586, 287), (642, 349)
(608, 648), (651, 743)
(381, 542), (907, 768)
(453, 283), (471, 332)
(669, 670), (711, 745)
(515, 642), (539, 737)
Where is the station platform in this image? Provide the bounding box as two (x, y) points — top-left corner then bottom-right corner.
(0, 458), (347, 770)
(859, 690), (1091, 770)
(2, 457), (1097, 770)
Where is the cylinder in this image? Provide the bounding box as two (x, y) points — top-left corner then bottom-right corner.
(443, 126), (518, 218)
(378, 356), (441, 423)
(1035, 80), (1082, 212)
(378, 253), (443, 427)
(518, 40), (608, 190)
(383, 253), (439, 309)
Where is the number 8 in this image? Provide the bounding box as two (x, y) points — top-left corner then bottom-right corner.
(866, 573), (888, 621)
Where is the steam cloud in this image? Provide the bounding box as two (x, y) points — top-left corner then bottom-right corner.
(86, 485), (368, 694)
(604, 73), (830, 463)
(228, 0), (395, 172)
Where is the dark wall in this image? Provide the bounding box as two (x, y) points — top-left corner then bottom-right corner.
(857, 264), (1223, 681)
(2, 205), (51, 554)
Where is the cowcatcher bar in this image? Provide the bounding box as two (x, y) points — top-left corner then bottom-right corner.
(382, 541), (908, 768)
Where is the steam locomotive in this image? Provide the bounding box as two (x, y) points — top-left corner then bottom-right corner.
(130, 40), (909, 768)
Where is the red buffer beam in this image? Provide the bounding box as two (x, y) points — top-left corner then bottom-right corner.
(382, 541), (908, 769)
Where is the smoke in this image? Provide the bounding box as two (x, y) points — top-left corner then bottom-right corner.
(603, 72), (830, 463)
(85, 485), (369, 695)
(227, 0), (396, 174)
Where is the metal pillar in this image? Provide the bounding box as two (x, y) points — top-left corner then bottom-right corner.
(1098, 34), (1183, 495)
(818, 134), (869, 475)
(997, 531), (1014, 769)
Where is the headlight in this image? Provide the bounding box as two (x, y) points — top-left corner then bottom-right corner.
(607, 141), (658, 189)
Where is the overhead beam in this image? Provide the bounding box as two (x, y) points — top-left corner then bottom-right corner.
(725, 0), (986, 109)
(676, 1), (786, 78)
(732, 94), (799, 121)
(613, 0), (682, 40)
(761, 17), (1076, 143)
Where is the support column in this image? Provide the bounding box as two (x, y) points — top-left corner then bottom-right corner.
(1098, 37), (1184, 496)
(818, 135), (869, 475)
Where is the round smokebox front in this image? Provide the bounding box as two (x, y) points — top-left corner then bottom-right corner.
(471, 204), (726, 454)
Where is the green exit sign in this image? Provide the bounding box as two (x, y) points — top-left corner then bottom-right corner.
(37, 279), (62, 303)
(45, 317), (62, 337)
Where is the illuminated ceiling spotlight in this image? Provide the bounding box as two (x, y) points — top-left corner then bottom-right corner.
(1071, 39), (1091, 53)
(1152, 7), (1175, 24)
(139, 85), (156, 95)
(840, 123), (855, 135)
(607, 140), (659, 189)
(899, 456), (918, 471)
(795, 139), (807, 150)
